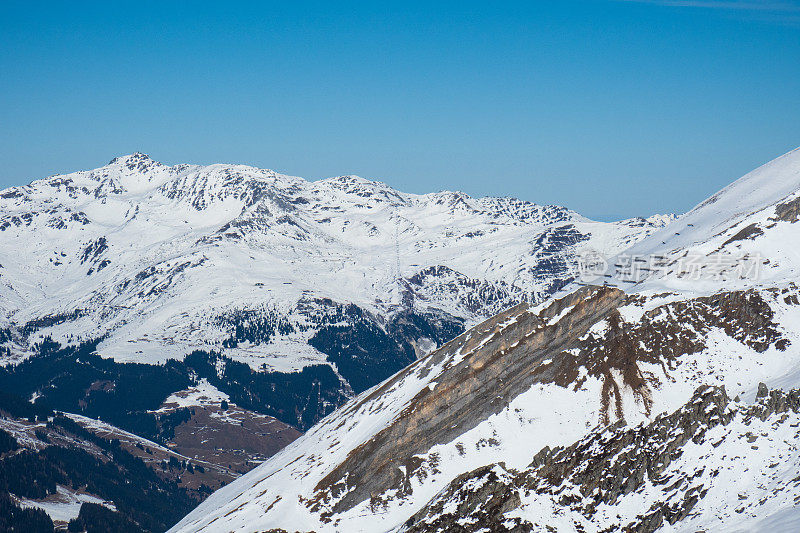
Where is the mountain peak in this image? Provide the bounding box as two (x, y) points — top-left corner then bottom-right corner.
(316, 174), (391, 189)
(107, 152), (158, 166)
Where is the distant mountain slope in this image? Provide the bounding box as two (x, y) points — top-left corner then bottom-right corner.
(0, 379), (302, 531)
(170, 146), (800, 532)
(0, 391), (199, 532)
(0, 153), (670, 408)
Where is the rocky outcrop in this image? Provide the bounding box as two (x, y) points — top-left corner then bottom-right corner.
(309, 285), (791, 517)
(403, 465), (531, 533)
(312, 286), (628, 515)
(403, 384), (800, 533)
(774, 195), (800, 223)
(536, 288), (788, 424)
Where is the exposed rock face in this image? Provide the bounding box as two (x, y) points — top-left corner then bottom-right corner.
(312, 286), (628, 514)
(774, 195), (800, 223)
(404, 465), (528, 533)
(403, 384), (800, 533)
(311, 285), (789, 514)
(541, 288), (787, 423)
(168, 279), (798, 532)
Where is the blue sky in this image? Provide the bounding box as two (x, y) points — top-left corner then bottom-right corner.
(1, 1), (798, 220)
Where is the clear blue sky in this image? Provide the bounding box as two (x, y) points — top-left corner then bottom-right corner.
(1, 1), (799, 220)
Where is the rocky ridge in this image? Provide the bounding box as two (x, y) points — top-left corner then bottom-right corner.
(404, 384), (800, 532)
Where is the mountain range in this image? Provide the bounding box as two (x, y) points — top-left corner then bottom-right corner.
(0, 154), (674, 530)
(170, 147), (800, 532)
(0, 153), (671, 419)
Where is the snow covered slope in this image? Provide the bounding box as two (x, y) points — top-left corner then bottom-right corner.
(0, 153), (669, 381)
(403, 385), (800, 532)
(170, 146), (800, 532)
(591, 146), (800, 294)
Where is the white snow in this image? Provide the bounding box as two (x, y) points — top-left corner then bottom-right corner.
(0, 153), (671, 370)
(156, 379), (230, 411)
(169, 146), (800, 532)
(16, 485), (116, 524)
(596, 146), (800, 295)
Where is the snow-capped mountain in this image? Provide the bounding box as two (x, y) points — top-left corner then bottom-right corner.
(590, 144), (800, 294)
(0, 153), (670, 398)
(170, 146), (800, 532)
